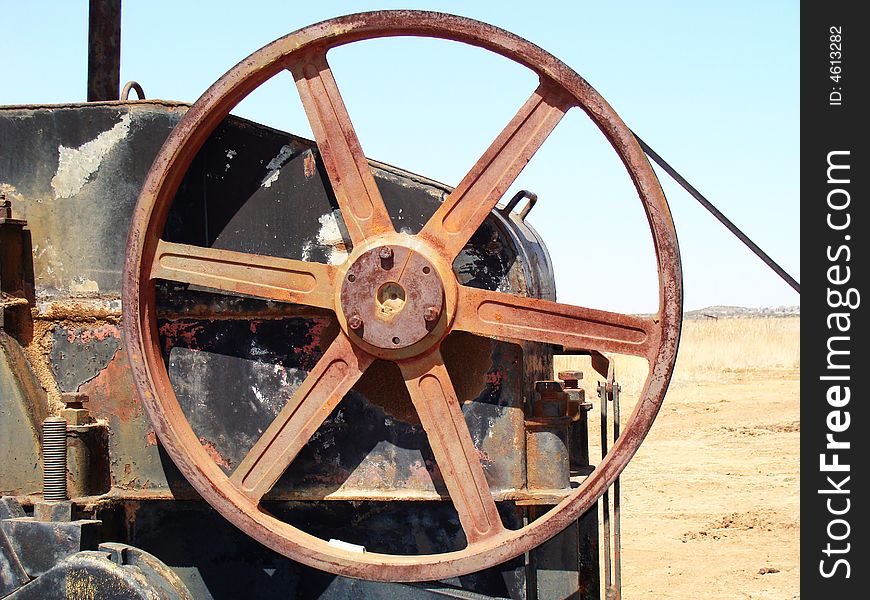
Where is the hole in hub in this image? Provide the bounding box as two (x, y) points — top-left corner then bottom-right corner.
(376, 282), (406, 320)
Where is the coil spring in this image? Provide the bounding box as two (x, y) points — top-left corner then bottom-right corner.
(42, 417), (68, 501)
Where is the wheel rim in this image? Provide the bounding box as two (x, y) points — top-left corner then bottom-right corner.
(122, 10), (682, 581)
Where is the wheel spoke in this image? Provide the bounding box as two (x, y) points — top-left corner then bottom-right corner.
(399, 349), (505, 544)
(290, 52), (394, 245)
(454, 287), (658, 359)
(151, 239), (337, 310)
(230, 332), (372, 502)
(419, 82), (573, 259)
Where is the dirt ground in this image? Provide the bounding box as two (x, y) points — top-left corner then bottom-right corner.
(558, 318), (800, 599)
(618, 368), (799, 599)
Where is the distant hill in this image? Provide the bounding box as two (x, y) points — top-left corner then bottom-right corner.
(684, 305), (800, 320)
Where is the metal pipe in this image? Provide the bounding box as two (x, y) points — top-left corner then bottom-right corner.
(87, 0), (122, 101)
(613, 383), (622, 600)
(599, 382), (612, 597)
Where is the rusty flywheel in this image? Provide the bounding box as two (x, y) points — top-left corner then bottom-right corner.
(122, 10), (682, 581)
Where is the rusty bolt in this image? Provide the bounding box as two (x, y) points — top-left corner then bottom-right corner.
(61, 392), (89, 408)
(347, 314), (363, 331)
(423, 306), (440, 322)
(558, 370), (584, 389)
(62, 392), (93, 426)
(379, 246), (393, 260)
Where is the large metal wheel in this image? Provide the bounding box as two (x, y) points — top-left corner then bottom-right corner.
(123, 10), (682, 581)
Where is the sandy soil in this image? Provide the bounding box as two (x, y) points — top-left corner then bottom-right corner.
(611, 368), (800, 599)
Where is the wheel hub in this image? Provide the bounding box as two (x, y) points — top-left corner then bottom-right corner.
(340, 244), (445, 351)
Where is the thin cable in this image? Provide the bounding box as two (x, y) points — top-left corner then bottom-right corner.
(632, 132), (800, 294)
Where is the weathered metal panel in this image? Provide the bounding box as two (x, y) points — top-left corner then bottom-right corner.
(0, 103), (188, 296)
(1, 102), (550, 501)
(0, 336), (43, 495)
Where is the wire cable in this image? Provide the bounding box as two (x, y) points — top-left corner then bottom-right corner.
(632, 132), (800, 294)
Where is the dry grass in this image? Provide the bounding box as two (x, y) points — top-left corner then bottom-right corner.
(554, 316), (800, 397)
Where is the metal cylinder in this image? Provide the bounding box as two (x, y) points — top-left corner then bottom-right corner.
(42, 417), (68, 501)
(526, 381), (572, 490)
(525, 418), (572, 490)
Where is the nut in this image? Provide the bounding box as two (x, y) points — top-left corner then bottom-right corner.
(423, 306), (440, 322)
(347, 314), (363, 331)
(63, 408), (93, 426)
(558, 370), (584, 389)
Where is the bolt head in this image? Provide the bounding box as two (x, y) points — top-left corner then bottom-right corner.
(61, 392), (89, 407)
(378, 246), (393, 260)
(63, 408), (93, 426)
(348, 314), (363, 330)
(423, 306), (440, 322)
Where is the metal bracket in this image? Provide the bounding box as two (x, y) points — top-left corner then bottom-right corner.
(500, 190), (538, 222)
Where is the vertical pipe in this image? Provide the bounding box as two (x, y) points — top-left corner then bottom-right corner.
(613, 384), (622, 600)
(599, 382), (611, 596)
(87, 0), (122, 101)
(42, 417), (68, 501)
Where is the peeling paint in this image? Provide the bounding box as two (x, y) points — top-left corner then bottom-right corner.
(260, 144), (295, 188)
(50, 113), (132, 199)
(303, 151), (317, 178)
(0, 182), (20, 200)
(69, 276), (100, 294)
(316, 211), (349, 265)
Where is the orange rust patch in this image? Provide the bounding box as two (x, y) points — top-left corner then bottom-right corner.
(200, 437), (230, 468)
(81, 348), (143, 421)
(159, 320), (207, 353)
(145, 431), (158, 446)
(66, 324), (121, 344)
(303, 151), (317, 178)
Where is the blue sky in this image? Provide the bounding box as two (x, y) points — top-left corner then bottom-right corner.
(2, 1), (799, 313)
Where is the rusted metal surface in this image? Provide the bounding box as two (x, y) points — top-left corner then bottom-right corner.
(0, 336), (44, 495)
(0, 513), (101, 577)
(3, 542), (195, 599)
(525, 419), (571, 492)
(63, 393), (111, 498)
(0, 199), (34, 341)
(50, 325), (121, 392)
(340, 245), (444, 350)
(121, 10), (682, 582)
(87, 0), (121, 102)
